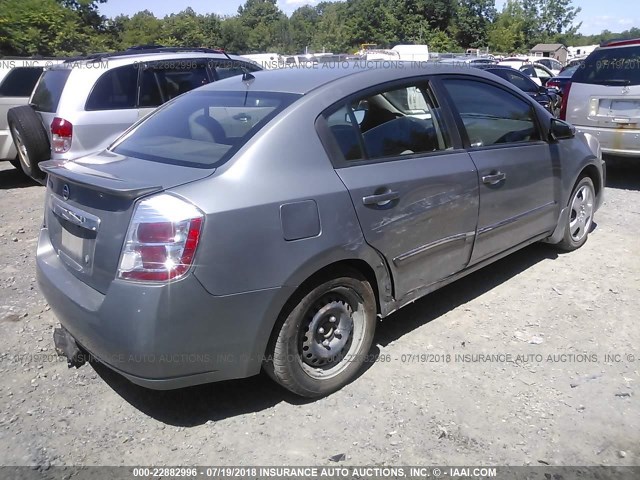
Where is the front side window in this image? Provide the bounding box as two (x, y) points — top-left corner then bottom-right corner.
(85, 65), (137, 111)
(443, 78), (540, 147)
(139, 61), (210, 108)
(112, 90), (299, 167)
(325, 83), (450, 162)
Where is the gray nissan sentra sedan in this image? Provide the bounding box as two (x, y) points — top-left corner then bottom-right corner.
(37, 64), (605, 397)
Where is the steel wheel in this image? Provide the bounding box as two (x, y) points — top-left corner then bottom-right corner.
(265, 271), (376, 397)
(299, 289), (366, 379)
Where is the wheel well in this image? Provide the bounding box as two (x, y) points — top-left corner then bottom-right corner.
(292, 260), (381, 316)
(263, 259), (382, 368)
(579, 164), (602, 199)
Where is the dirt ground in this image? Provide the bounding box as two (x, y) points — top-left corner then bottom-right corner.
(0, 161), (638, 469)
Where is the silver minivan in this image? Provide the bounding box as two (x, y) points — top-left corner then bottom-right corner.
(8, 47), (260, 181)
(562, 38), (640, 160)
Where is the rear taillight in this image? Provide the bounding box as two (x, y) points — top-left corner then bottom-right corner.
(118, 194), (204, 282)
(546, 79), (560, 89)
(559, 81), (572, 120)
(51, 117), (73, 153)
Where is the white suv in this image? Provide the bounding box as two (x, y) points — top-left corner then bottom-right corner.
(8, 47), (260, 181)
(561, 38), (640, 160)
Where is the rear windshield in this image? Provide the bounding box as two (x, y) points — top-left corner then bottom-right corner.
(112, 90), (300, 168)
(0, 67), (43, 97)
(572, 45), (640, 86)
(30, 69), (71, 112)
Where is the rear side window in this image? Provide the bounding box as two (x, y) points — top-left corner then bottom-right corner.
(0, 67), (43, 97)
(86, 65), (138, 111)
(572, 45), (640, 86)
(443, 78), (540, 147)
(139, 61), (210, 108)
(30, 69), (71, 113)
(324, 83), (450, 163)
(112, 90), (299, 167)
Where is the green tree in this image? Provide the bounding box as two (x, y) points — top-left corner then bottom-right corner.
(159, 8), (222, 48)
(236, 0), (288, 52)
(487, 0), (526, 52)
(453, 0), (497, 48)
(312, 1), (352, 53)
(290, 5), (319, 53)
(0, 0), (97, 55)
(116, 10), (163, 48)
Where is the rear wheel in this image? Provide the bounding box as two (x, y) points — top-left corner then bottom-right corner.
(556, 176), (595, 251)
(7, 106), (50, 182)
(265, 271), (376, 398)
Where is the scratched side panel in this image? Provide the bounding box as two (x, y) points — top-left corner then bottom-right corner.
(335, 151), (479, 301)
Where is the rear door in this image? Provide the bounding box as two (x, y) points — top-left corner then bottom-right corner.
(440, 76), (556, 264)
(320, 81), (479, 302)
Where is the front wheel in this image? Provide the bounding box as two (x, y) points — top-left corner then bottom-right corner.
(264, 271), (376, 398)
(556, 176), (595, 251)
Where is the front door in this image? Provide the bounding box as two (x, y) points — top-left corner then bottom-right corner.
(441, 77), (557, 264)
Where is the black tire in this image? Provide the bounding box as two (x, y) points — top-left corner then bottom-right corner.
(264, 269), (377, 398)
(9, 158), (22, 170)
(556, 176), (595, 251)
(7, 105), (50, 181)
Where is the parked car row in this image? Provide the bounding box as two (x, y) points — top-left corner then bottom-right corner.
(6, 39), (638, 398)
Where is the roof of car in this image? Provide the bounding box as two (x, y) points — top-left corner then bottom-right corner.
(199, 62), (517, 95)
(600, 38), (640, 48)
(49, 48), (248, 69)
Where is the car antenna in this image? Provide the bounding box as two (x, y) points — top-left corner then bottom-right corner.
(217, 47), (255, 83)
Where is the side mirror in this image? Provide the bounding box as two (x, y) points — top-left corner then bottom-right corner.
(550, 118), (575, 140)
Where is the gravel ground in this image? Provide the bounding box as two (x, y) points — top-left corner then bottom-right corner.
(0, 161), (638, 469)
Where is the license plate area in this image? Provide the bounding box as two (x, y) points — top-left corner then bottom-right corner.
(597, 98), (640, 120)
(59, 221), (97, 272)
(49, 196), (100, 274)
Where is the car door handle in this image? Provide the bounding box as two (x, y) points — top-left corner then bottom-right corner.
(482, 172), (506, 185)
(362, 190), (400, 206)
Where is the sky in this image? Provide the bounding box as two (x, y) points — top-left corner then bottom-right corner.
(98, 0), (638, 36)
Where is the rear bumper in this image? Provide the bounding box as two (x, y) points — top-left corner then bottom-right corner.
(36, 228), (294, 389)
(575, 125), (640, 158)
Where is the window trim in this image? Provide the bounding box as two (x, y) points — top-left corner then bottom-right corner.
(435, 74), (547, 151)
(316, 77), (462, 169)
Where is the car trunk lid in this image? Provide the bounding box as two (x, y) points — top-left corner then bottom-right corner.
(40, 150), (213, 293)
